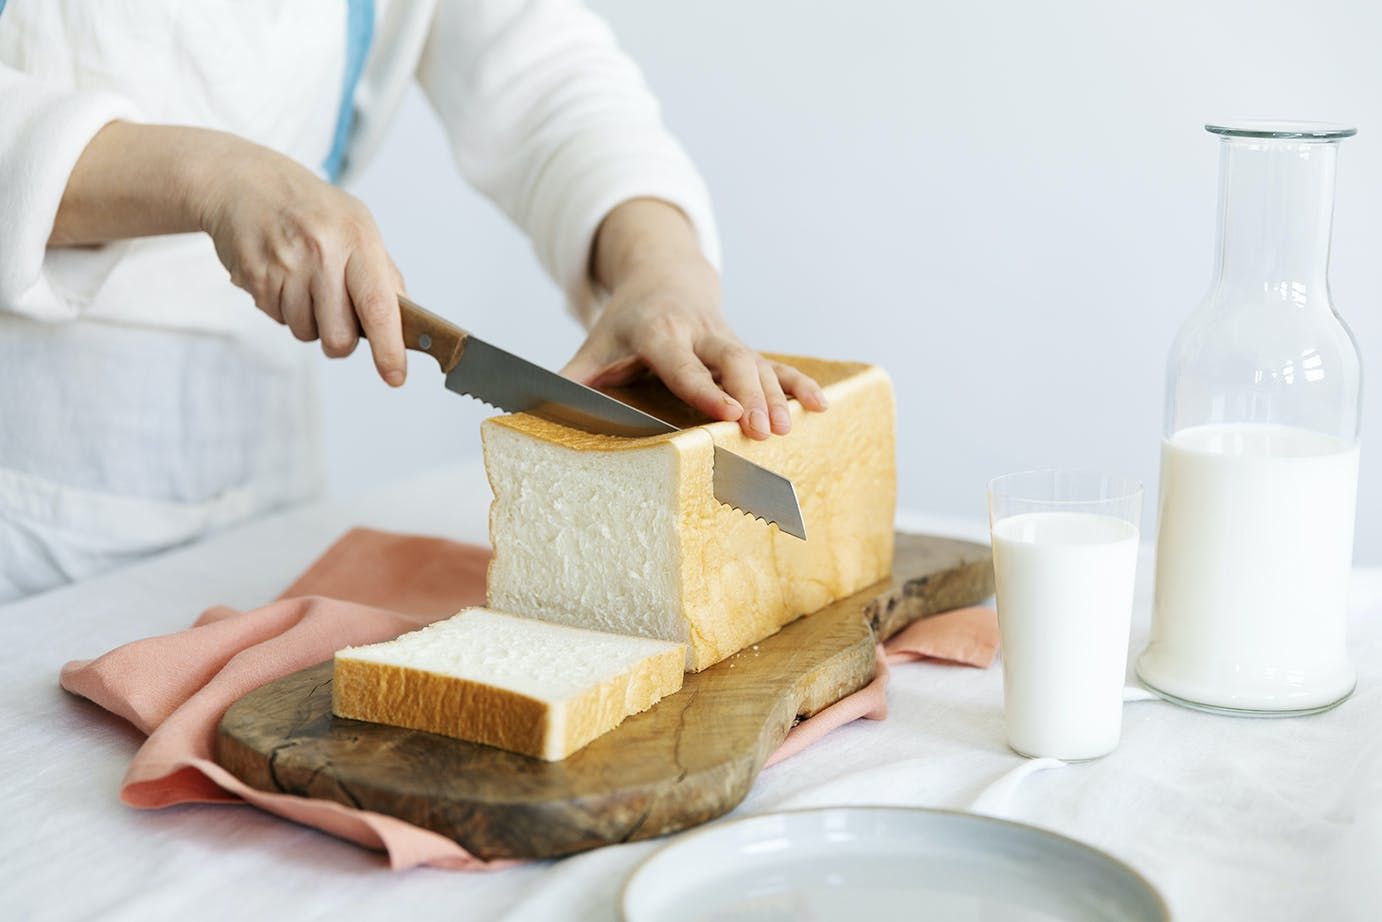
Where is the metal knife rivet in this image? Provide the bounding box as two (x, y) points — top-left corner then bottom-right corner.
(418, 334), (432, 349)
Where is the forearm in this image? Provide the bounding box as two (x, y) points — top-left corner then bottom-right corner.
(48, 121), (237, 246)
(591, 198), (718, 299)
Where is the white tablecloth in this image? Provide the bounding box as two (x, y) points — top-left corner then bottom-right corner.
(3, 462), (1378, 921)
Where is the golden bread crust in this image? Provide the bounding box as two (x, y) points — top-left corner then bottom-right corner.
(483, 355), (897, 672)
(332, 656), (551, 757)
(332, 643), (686, 761)
(556, 644), (685, 756)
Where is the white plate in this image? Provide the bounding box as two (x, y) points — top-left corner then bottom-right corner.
(622, 807), (1167, 922)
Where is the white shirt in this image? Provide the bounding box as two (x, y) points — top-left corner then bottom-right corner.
(0, 0), (719, 601)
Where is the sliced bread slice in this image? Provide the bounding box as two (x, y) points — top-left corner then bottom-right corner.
(331, 608), (685, 760)
(482, 355), (897, 672)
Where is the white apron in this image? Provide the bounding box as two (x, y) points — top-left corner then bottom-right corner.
(0, 1), (349, 602)
(0, 317), (323, 601)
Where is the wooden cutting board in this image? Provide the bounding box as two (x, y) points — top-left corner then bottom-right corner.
(216, 532), (993, 860)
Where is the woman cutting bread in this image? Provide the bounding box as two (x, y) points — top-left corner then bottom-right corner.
(0, 0), (826, 602)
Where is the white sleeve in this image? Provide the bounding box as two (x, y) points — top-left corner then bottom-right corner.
(417, 0), (721, 325)
(0, 62), (140, 321)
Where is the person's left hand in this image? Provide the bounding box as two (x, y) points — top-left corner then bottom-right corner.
(561, 200), (827, 440)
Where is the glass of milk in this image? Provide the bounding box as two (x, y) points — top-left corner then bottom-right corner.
(988, 471), (1143, 761)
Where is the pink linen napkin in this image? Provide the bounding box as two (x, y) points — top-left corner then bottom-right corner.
(765, 607), (1001, 768)
(884, 606), (1000, 669)
(60, 528), (997, 870)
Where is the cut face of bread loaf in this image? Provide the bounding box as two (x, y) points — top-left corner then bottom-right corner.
(483, 355), (896, 672)
(332, 608), (685, 760)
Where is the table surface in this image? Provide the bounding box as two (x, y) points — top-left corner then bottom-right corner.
(3, 461), (1379, 922)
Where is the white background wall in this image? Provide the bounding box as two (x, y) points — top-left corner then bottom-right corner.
(333, 0), (1381, 562)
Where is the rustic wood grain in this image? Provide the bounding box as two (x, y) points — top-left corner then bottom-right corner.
(398, 295), (468, 373)
(215, 532), (992, 860)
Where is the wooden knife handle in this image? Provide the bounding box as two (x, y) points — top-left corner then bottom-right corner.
(398, 295), (468, 373)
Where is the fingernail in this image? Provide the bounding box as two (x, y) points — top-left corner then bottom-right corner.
(812, 388), (829, 409)
(385, 370), (405, 387)
(750, 408), (770, 434)
(770, 406), (792, 432)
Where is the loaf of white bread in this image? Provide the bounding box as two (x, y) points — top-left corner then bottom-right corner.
(483, 355), (896, 672)
(333, 608), (685, 760)
(332, 356), (895, 760)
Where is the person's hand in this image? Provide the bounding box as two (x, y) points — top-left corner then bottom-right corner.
(52, 123), (409, 386)
(561, 200), (827, 439)
(197, 136), (408, 385)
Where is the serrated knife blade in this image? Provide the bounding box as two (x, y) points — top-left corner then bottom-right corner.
(398, 296), (806, 539)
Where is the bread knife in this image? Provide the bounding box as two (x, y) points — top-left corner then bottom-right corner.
(397, 296), (806, 539)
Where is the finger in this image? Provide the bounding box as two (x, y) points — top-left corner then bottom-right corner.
(346, 248), (406, 386)
(559, 337), (615, 385)
(758, 359), (792, 435)
(311, 261), (358, 359)
(250, 274), (286, 325)
(281, 275), (318, 342)
(640, 334), (742, 422)
(250, 268), (286, 324)
(772, 361), (828, 411)
(705, 337), (769, 438)
(562, 350), (646, 389)
(585, 356), (647, 388)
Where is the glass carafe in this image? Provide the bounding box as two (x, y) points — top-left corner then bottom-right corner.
(1137, 121), (1363, 716)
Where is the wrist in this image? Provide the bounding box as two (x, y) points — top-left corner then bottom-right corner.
(593, 198), (710, 290)
(174, 127), (266, 235)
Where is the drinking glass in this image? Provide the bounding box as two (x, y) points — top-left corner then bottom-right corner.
(988, 471), (1144, 761)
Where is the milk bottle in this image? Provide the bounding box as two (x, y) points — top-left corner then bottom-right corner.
(1137, 122), (1363, 715)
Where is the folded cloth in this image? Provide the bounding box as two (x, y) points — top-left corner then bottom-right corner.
(765, 645), (892, 768)
(61, 529), (502, 871)
(884, 606), (1000, 669)
(765, 606), (1000, 768)
(60, 527), (998, 870)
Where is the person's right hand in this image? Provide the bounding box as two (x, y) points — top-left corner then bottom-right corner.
(51, 123), (407, 384)
(197, 137), (408, 385)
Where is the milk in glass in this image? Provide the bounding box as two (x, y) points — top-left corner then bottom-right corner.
(992, 512), (1139, 760)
